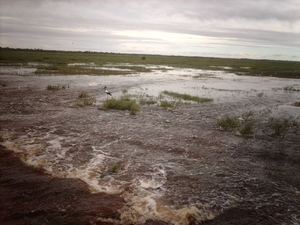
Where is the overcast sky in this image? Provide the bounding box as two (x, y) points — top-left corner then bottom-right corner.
(1, 0), (300, 61)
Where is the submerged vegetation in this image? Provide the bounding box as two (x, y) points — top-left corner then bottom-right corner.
(217, 112), (298, 138)
(240, 121), (255, 135)
(101, 98), (140, 115)
(46, 84), (69, 90)
(272, 119), (291, 136)
(162, 90), (213, 103)
(217, 116), (240, 130)
(1, 48), (300, 78)
(76, 91), (95, 107)
(159, 97), (183, 108)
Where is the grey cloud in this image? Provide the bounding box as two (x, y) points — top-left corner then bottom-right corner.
(1, 0), (300, 60)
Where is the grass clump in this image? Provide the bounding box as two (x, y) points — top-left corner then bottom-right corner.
(218, 116), (239, 130)
(0, 82), (7, 87)
(102, 98), (140, 115)
(284, 85), (300, 91)
(110, 162), (121, 174)
(139, 94), (157, 106)
(240, 121), (254, 135)
(162, 90), (213, 103)
(291, 101), (300, 107)
(46, 84), (69, 90)
(272, 119), (290, 136)
(76, 98), (95, 107)
(160, 100), (174, 108)
(140, 98), (157, 106)
(76, 91), (95, 107)
(120, 93), (157, 106)
(78, 91), (89, 98)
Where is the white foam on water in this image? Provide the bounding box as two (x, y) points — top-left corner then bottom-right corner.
(1, 131), (216, 224)
(118, 164), (215, 224)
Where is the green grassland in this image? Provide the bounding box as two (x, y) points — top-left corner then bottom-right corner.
(1, 48), (300, 78)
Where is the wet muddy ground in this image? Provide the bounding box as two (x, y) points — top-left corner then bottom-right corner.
(0, 67), (300, 224)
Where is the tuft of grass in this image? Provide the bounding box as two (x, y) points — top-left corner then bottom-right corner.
(160, 100), (174, 108)
(139, 94), (157, 106)
(218, 116), (239, 130)
(76, 98), (95, 107)
(119, 93), (157, 106)
(284, 85), (300, 91)
(272, 119), (290, 136)
(162, 90), (212, 103)
(0, 82), (7, 87)
(0, 178), (14, 184)
(46, 84), (69, 90)
(240, 121), (254, 135)
(110, 162), (120, 174)
(102, 98), (140, 115)
(257, 92), (264, 97)
(139, 98), (157, 106)
(78, 91), (89, 98)
(291, 101), (300, 107)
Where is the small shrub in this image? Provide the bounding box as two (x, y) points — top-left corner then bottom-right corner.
(110, 162), (120, 173)
(218, 116), (239, 130)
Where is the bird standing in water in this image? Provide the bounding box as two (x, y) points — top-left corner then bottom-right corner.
(103, 86), (112, 96)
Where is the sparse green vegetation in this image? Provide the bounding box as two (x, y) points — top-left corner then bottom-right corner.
(0, 82), (7, 87)
(257, 92), (264, 97)
(119, 93), (157, 106)
(76, 98), (95, 107)
(240, 121), (254, 135)
(78, 91), (89, 99)
(139, 98), (157, 106)
(139, 94), (157, 106)
(76, 91), (95, 107)
(284, 85), (300, 91)
(1, 48), (300, 78)
(218, 116), (240, 130)
(162, 90), (213, 103)
(272, 119), (290, 136)
(46, 84), (69, 90)
(102, 98), (140, 115)
(160, 100), (175, 108)
(291, 101), (300, 107)
(242, 111), (254, 120)
(110, 162), (120, 174)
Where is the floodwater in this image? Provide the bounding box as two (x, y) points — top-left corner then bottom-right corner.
(1, 64), (300, 224)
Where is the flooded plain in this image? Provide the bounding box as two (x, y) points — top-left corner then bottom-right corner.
(1, 64), (300, 224)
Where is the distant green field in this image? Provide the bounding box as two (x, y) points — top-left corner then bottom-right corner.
(1, 48), (300, 78)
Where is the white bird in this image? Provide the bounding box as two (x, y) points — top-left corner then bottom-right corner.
(103, 86), (112, 96)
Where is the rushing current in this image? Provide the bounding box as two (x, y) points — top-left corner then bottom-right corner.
(1, 64), (300, 224)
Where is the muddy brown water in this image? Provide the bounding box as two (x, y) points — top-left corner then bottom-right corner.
(1, 66), (300, 224)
